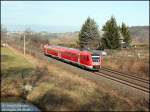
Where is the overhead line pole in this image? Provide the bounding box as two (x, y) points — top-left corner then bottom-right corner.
(24, 34), (26, 55)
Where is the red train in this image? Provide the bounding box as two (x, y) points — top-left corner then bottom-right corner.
(43, 45), (102, 70)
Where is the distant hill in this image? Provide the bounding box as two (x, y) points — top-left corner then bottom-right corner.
(49, 26), (149, 45)
(5, 24), (149, 44)
(129, 26), (149, 43)
(49, 32), (79, 46)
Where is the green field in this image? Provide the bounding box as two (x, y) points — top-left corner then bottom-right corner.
(1, 47), (35, 97)
(1, 47), (34, 77)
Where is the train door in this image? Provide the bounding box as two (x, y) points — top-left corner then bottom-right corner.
(80, 54), (91, 66)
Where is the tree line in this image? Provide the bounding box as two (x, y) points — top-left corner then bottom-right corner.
(1, 26), (49, 52)
(1, 16), (131, 50)
(78, 16), (131, 50)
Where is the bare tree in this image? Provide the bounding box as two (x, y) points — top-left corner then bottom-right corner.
(1, 24), (8, 43)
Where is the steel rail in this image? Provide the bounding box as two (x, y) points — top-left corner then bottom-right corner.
(101, 67), (149, 84)
(99, 70), (149, 89)
(94, 72), (149, 93)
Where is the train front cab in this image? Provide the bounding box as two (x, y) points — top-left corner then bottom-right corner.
(79, 52), (102, 71)
(91, 53), (102, 70)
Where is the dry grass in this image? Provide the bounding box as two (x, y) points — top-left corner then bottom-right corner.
(103, 47), (149, 78)
(27, 66), (148, 111)
(26, 66), (133, 111)
(1, 46), (149, 111)
(103, 57), (149, 79)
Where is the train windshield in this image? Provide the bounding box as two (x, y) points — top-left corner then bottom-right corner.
(92, 56), (100, 62)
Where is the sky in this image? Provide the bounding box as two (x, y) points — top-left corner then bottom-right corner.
(1, 1), (149, 32)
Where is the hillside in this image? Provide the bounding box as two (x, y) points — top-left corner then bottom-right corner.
(49, 32), (79, 47)
(129, 26), (149, 44)
(49, 26), (149, 45)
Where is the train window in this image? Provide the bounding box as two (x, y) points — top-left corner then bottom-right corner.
(72, 53), (77, 58)
(84, 56), (86, 60)
(80, 56), (83, 60)
(80, 55), (88, 60)
(83, 56), (85, 60)
(86, 56), (89, 61)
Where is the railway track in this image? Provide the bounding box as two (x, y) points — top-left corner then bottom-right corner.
(95, 68), (149, 93)
(102, 67), (149, 83)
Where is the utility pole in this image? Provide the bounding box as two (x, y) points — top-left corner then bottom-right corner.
(24, 34), (26, 55)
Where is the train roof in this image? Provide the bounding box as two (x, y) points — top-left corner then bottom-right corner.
(47, 45), (80, 51)
(46, 45), (101, 56)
